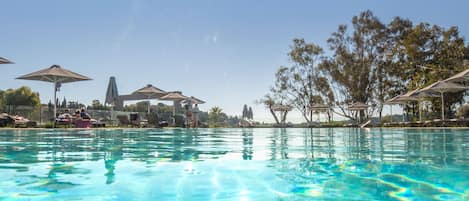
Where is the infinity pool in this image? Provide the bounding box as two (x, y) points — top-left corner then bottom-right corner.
(0, 128), (468, 201)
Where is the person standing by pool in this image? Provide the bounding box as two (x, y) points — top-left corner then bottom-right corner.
(192, 104), (200, 128)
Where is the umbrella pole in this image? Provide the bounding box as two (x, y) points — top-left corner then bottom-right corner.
(147, 101), (150, 114)
(419, 99), (422, 122)
(390, 105), (393, 123)
(53, 81), (57, 128)
(441, 92), (445, 120)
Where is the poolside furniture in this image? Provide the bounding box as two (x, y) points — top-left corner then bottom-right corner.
(117, 115), (145, 127)
(0, 113), (14, 127)
(12, 115), (37, 128)
(16, 65), (92, 127)
(91, 119), (106, 128)
(56, 119), (72, 127)
(75, 119), (91, 128)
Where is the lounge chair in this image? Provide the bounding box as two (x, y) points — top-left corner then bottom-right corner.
(117, 115), (143, 127)
(13, 115), (37, 128)
(75, 119), (91, 128)
(0, 113), (14, 127)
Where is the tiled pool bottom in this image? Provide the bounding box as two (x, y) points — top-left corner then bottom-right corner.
(0, 128), (468, 200)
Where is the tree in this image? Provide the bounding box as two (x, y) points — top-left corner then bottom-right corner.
(270, 38), (334, 123)
(62, 98), (67, 108)
(248, 107), (253, 120)
(3, 86), (41, 113)
(0, 90), (4, 112)
(320, 10), (388, 121)
(386, 19), (466, 118)
(208, 106), (227, 127)
(242, 104), (248, 120)
(89, 99), (106, 110)
(465, 44), (469, 61)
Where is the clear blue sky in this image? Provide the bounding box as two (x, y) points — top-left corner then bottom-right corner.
(1, 0), (468, 123)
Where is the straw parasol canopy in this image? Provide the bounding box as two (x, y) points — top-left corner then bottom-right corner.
(16, 64), (92, 123)
(271, 104), (293, 112)
(105, 76), (119, 106)
(132, 84), (166, 113)
(444, 68), (469, 84)
(160, 91), (188, 101)
(160, 91), (188, 125)
(182, 96), (206, 105)
(393, 89), (439, 122)
(309, 103), (329, 112)
(347, 102), (370, 111)
(347, 102), (370, 123)
(420, 80), (468, 120)
(385, 95), (404, 122)
(394, 89), (419, 102)
(385, 95), (404, 105)
(309, 104), (330, 124)
(0, 57), (14, 64)
(132, 84), (166, 99)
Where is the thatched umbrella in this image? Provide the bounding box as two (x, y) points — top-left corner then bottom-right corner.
(271, 104), (292, 126)
(271, 104), (292, 112)
(420, 80), (468, 120)
(17, 65), (92, 122)
(444, 68), (469, 84)
(0, 57), (14, 64)
(385, 95), (402, 123)
(347, 102), (370, 123)
(309, 104), (330, 124)
(160, 91), (188, 124)
(132, 84), (166, 113)
(182, 96), (206, 105)
(393, 89), (439, 122)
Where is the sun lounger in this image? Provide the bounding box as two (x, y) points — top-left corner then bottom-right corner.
(0, 113), (14, 127)
(75, 119), (91, 128)
(117, 115), (143, 127)
(13, 116), (37, 128)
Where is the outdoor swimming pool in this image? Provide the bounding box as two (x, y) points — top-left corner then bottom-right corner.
(0, 128), (468, 201)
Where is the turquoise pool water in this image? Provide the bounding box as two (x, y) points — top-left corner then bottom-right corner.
(0, 128), (468, 201)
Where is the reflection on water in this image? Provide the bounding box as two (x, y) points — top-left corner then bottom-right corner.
(0, 128), (468, 200)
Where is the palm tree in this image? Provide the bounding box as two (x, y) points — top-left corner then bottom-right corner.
(209, 106), (226, 127)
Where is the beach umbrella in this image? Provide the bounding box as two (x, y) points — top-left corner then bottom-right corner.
(420, 80), (468, 120)
(16, 64), (92, 123)
(271, 104), (292, 126)
(444, 68), (469, 84)
(182, 96), (206, 105)
(347, 102), (370, 110)
(396, 89), (437, 122)
(132, 84), (166, 113)
(389, 89), (439, 122)
(0, 57), (14, 64)
(385, 95), (403, 122)
(271, 104), (293, 112)
(160, 91), (188, 125)
(309, 104), (330, 124)
(347, 102), (370, 123)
